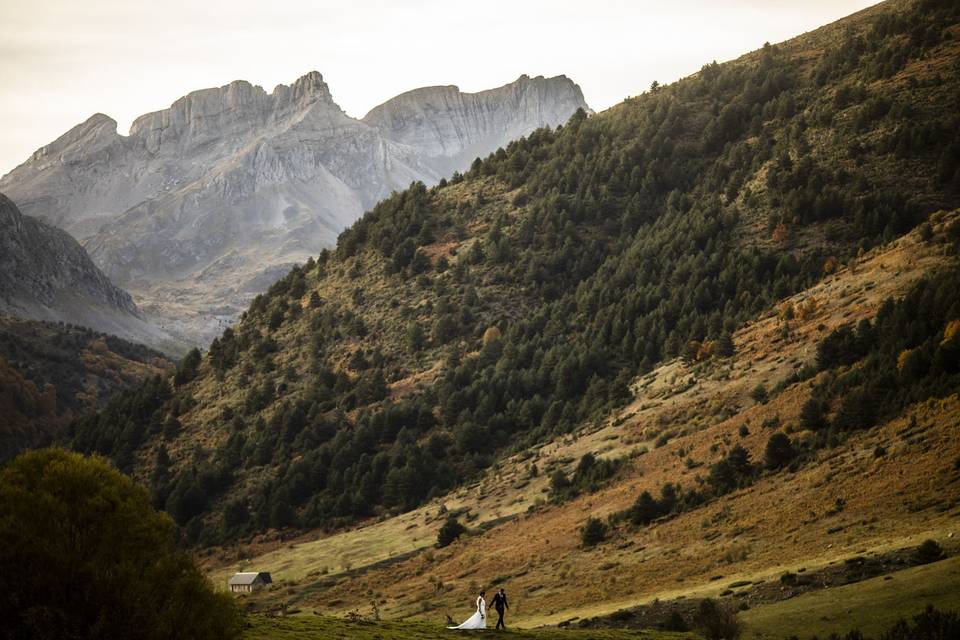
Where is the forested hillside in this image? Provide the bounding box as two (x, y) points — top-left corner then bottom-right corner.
(69, 0), (960, 546)
(0, 316), (173, 461)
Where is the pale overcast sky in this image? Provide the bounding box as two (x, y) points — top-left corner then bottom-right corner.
(0, 0), (877, 175)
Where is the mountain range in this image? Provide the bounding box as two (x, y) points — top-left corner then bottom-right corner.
(0, 73), (588, 345)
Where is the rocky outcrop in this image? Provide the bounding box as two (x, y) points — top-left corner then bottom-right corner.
(0, 72), (588, 344)
(363, 74), (590, 173)
(0, 193), (185, 355)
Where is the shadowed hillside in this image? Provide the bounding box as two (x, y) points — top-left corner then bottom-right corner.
(0, 316), (173, 461)
(0, 193), (187, 355)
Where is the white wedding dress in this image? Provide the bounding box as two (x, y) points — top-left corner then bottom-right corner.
(449, 595), (487, 630)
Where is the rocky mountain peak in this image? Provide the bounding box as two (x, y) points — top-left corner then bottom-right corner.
(362, 73), (589, 165)
(26, 113), (121, 166)
(126, 71), (341, 154)
(128, 80), (268, 150)
(74, 113), (120, 136)
(274, 70), (335, 107)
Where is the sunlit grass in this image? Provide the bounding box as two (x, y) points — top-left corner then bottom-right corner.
(740, 555), (960, 639)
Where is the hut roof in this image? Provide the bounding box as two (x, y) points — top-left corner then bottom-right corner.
(229, 571), (272, 586)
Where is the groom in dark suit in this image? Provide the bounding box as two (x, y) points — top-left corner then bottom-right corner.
(491, 588), (508, 630)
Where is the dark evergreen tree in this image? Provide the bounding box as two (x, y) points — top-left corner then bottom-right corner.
(437, 516), (466, 547)
(580, 516), (608, 547)
(764, 432), (796, 470)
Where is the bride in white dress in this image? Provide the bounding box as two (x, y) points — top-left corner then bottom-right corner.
(448, 590), (486, 630)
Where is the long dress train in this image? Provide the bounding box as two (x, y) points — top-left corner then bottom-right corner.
(448, 595), (486, 630)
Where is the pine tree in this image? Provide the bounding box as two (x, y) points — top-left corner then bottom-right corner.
(580, 516), (608, 547)
(437, 516), (466, 547)
(764, 432), (796, 469)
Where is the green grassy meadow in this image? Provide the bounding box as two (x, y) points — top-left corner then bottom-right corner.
(740, 555), (960, 639)
(242, 615), (695, 640)
(241, 555), (960, 639)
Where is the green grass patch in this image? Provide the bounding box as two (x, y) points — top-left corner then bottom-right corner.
(243, 615), (695, 639)
(740, 555), (960, 639)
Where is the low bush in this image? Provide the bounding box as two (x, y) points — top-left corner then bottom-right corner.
(437, 517), (466, 548)
(581, 516), (608, 547)
(694, 598), (742, 640)
(915, 539), (944, 565)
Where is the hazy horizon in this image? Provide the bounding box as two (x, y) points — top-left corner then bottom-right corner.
(0, 0), (878, 176)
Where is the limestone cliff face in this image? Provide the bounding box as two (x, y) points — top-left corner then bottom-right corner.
(0, 194), (184, 354)
(128, 71), (335, 153)
(363, 74), (590, 172)
(0, 72), (588, 344)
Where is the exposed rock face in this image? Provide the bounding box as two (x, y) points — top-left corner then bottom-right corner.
(0, 193), (185, 355)
(0, 72), (588, 345)
(363, 74), (590, 173)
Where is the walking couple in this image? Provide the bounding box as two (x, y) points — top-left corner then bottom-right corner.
(448, 588), (509, 630)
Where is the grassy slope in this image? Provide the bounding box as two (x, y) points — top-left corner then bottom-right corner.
(741, 555), (960, 638)
(205, 214), (960, 635)
(207, 211), (957, 588)
(243, 615), (694, 640)
(241, 556), (960, 639)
